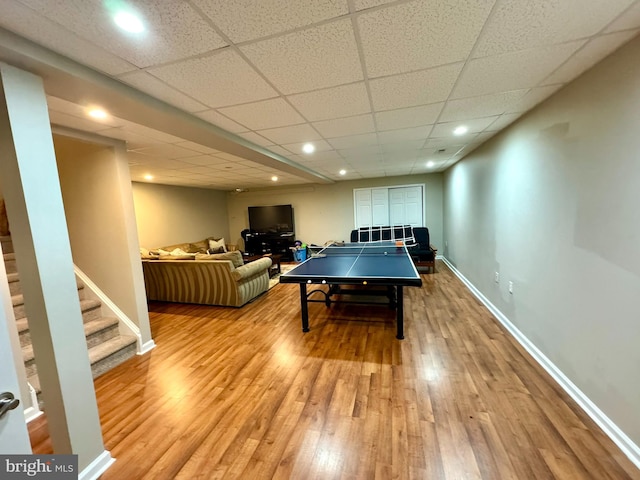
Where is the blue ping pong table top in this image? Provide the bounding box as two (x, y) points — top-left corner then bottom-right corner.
(280, 241), (422, 286)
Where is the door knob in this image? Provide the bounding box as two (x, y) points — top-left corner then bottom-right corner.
(0, 392), (20, 420)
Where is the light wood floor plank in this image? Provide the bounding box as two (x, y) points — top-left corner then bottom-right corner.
(28, 260), (640, 480)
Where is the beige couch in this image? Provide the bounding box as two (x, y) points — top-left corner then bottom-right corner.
(141, 242), (272, 307)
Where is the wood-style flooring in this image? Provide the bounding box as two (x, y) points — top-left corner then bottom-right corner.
(29, 260), (640, 479)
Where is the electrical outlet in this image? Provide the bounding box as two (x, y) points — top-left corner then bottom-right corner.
(494, 272), (499, 283)
(445, 240), (448, 247)
(508, 281), (513, 294)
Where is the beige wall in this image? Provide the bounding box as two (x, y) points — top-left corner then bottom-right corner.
(443, 35), (640, 449)
(227, 174), (444, 250)
(56, 134), (151, 342)
(132, 182), (230, 248)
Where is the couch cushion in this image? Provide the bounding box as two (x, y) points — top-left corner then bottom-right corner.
(208, 237), (227, 253)
(195, 250), (243, 268)
(187, 240), (209, 253)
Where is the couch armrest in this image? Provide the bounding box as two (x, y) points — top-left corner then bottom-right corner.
(232, 257), (272, 281)
(430, 244), (438, 253)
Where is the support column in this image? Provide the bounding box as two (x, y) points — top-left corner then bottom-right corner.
(0, 62), (111, 473)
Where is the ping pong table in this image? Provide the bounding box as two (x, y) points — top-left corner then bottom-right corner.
(279, 241), (422, 339)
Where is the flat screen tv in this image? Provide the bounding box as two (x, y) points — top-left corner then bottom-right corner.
(248, 204), (294, 234)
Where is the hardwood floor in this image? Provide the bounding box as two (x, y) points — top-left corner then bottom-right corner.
(29, 260), (639, 479)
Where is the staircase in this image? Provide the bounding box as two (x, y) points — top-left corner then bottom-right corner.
(2, 235), (137, 403)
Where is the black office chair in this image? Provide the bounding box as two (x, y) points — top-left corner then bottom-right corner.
(407, 227), (437, 272)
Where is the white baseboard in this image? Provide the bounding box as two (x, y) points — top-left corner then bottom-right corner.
(79, 450), (115, 480)
(23, 406), (42, 423)
(441, 256), (640, 470)
(138, 339), (156, 355)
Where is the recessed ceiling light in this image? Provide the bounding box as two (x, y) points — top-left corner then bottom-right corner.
(114, 10), (144, 33)
(453, 125), (468, 136)
(302, 143), (315, 154)
(339, 169), (346, 175)
(88, 108), (107, 119)
(426, 161), (435, 168)
(144, 174), (153, 181)
(271, 176), (278, 182)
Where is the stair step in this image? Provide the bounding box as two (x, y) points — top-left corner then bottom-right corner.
(26, 334), (137, 398)
(13, 296), (100, 322)
(0, 235), (13, 254)
(22, 323), (135, 381)
(89, 335), (137, 379)
(4, 252), (16, 274)
(8, 276), (85, 300)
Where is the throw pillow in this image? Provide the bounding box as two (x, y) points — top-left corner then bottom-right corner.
(208, 238), (227, 253)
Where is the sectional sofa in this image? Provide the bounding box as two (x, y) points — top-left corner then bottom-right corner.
(140, 237), (272, 307)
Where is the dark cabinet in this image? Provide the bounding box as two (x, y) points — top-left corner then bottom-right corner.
(244, 232), (296, 260)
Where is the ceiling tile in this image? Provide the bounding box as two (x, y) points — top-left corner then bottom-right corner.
(47, 96), (125, 128)
(375, 103), (444, 131)
(173, 143), (221, 155)
(504, 85), (564, 114)
(452, 42), (585, 99)
(312, 114), (375, 138)
(256, 123), (322, 145)
(131, 143), (203, 159)
(265, 145), (295, 157)
(123, 122), (185, 143)
(605, 2), (640, 32)
(327, 133), (378, 150)
(148, 49), (278, 108)
(439, 90), (528, 122)
(544, 30), (639, 84)
(179, 154), (228, 166)
(240, 19), (362, 94)
(423, 138), (466, 150)
(287, 83), (371, 121)
(380, 140), (425, 153)
(354, 0), (396, 10)
(289, 150), (344, 163)
(117, 71), (207, 113)
(193, 0), (349, 43)
(430, 116), (498, 137)
(358, 0), (494, 77)
(370, 63), (463, 111)
(281, 140), (334, 155)
(474, 0), (635, 57)
(377, 126), (432, 144)
(485, 113), (522, 132)
(0, 1), (138, 75)
(194, 110), (250, 134)
(49, 110), (112, 132)
(218, 98), (306, 130)
(100, 128), (162, 148)
(18, 0), (227, 68)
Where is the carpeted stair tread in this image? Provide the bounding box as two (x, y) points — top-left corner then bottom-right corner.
(12, 293), (24, 307)
(84, 317), (119, 337)
(22, 343), (34, 363)
(3, 252), (15, 261)
(7, 272), (19, 282)
(88, 335), (137, 378)
(89, 335), (136, 361)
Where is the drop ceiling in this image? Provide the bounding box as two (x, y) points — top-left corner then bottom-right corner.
(0, 0), (638, 190)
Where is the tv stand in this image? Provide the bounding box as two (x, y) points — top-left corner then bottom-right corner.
(244, 232), (296, 261)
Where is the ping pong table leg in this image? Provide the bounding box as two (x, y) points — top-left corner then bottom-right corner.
(299, 283), (310, 332)
(396, 286), (404, 340)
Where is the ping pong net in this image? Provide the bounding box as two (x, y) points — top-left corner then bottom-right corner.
(318, 242), (409, 257)
(351, 225), (417, 246)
